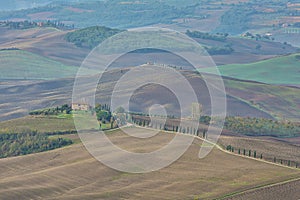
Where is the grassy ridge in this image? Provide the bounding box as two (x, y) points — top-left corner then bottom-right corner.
(0, 50), (80, 80)
(200, 54), (300, 85)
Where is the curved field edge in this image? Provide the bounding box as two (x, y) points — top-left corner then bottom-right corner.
(216, 177), (300, 200)
(0, 127), (299, 200)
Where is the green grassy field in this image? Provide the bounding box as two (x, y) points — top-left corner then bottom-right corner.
(0, 113), (113, 134)
(0, 50), (81, 80)
(199, 54), (300, 85)
(0, 115), (76, 134)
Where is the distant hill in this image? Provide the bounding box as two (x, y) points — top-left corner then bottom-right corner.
(1, 68), (300, 122)
(0, 25), (298, 69)
(200, 54), (300, 85)
(65, 26), (123, 49)
(0, 49), (81, 80)
(0, 0), (192, 29)
(0, 0), (51, 11)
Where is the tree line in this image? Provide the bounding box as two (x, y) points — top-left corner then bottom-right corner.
(226, 144), (299, 168)
(131, 115), (208, 139)
(222, 116), (300, 138)
(0, 20), (73, 30)
(186, 30), (228, 41)
(29, 104), (72, 115)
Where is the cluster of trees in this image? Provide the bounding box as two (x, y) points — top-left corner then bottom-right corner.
(29, 104), (72, 115)
(226, 144), (298, 168)
(0, 20), (72, 30)
(186, 30), (228, 41)
(95, 103), (112, 123)
(216, 5), (254, 34)
(0, 131), (72, 158)
(204, 46), (234, 55)
(243, 32), (274, 41)
(185, 30), (234, 55)
(65, 26), (123, 49)
(0, 47), (20, 51)
(222, 117), (300, 137)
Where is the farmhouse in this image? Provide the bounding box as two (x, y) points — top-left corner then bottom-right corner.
(71, 103), (91, 111)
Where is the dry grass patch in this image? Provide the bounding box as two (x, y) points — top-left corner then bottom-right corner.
(0, 127), (299, 200)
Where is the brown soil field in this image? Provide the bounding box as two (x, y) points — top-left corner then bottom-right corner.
(222, 178), (300, 200)
(0, 27), (88, 66)
(218, 135), (300, 166)
(0, 127), (299, 200)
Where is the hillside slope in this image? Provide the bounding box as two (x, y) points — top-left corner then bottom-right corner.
(0, 27), (88, 66)
(0, 50), (79, 80)
(200, 54), (300, 85)
(0, 26), (299, 68)
(1, 69), (300, 121)
(0, 128), (299, 200)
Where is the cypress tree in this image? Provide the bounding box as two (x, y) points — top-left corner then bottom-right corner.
(249, 150), (251, 157)
(243, 149), (246, 156)
(254, 151), (256, 158)
(226, 145), (231, 151)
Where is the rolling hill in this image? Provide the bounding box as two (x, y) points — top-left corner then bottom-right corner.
(0, 0), (51, 11)
(0, 68), (300, 122)
(200, 54), (300, 85)
(0, 26), (89, 66)
(0, 49), (80, 80)
(0, 26), (298, 70)
(0, 127), (299, 200)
